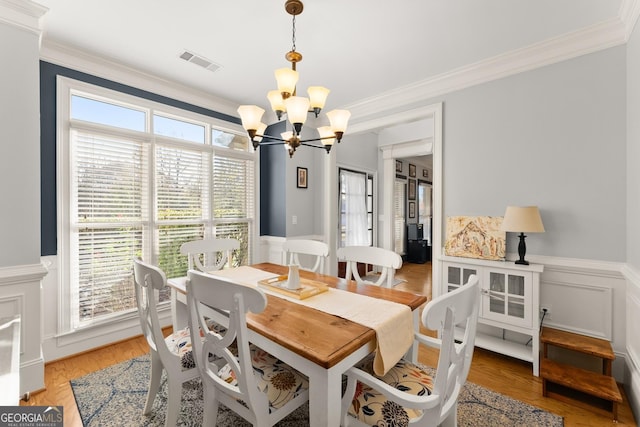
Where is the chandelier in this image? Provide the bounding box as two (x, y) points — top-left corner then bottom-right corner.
(237, 0), (351, 158)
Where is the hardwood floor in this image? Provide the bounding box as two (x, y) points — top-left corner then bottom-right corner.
(23, 261), (636, 426)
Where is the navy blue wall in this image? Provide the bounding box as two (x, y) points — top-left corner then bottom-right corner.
(259, 121), (287, 237)
(39, 61), (239, 256)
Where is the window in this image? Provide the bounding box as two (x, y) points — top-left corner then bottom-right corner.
(59, 79), (254, 330)
(339, 168), (374, 247)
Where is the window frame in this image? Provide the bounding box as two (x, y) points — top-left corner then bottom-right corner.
(56, 76), (256, 333)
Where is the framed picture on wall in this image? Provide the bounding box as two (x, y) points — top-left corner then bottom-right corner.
(422, 169), (429, 178)
(297, 167), (308, 188)
(409, 164), (416, 177)
(408, 179), (416, 200)
(409, 202), (416, 218)
(396, 160), (402, 172)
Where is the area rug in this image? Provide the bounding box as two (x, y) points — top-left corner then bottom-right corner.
(71, 355), (563, 426)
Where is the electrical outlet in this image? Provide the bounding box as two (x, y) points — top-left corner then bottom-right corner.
(540, 305), (552, 320)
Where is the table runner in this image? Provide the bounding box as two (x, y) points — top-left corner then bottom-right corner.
(209, 266), (413, 376)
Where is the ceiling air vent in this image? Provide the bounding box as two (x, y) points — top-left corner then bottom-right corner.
(179, 49), (221, 72)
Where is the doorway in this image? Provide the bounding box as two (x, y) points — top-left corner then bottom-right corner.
(321, 102), (442, 288)
(378, 103), (442, 296)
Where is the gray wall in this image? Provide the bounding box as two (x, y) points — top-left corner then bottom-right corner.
(285, 139), (324, 237)
(336, 132), (380, 173)
(0, 22), (41, 267)
(294, 44), (627, 263)
(439, 46), (627, 261)
(627, 20), (640, 269)
(260, 121), (287, 237)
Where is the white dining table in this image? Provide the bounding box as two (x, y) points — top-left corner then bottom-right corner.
(167, 263), (427, 427)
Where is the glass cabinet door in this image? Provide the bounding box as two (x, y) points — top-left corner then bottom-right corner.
(482, 269), (532, 328)
(488, 272), (506, 315)
(446, 264), (477, 293)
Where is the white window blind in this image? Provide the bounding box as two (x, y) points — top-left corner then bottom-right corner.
(212, 155), (254, 267)
(61, 81), (254, 330)
(71, 130), (147, 326)
(156, 145), (210, 279)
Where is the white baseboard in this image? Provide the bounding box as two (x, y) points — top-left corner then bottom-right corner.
(626, 354), (640, 422)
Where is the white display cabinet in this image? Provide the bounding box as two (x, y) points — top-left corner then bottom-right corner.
(442, 255), (544, 376)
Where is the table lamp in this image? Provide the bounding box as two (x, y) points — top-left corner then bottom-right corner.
(501, 206), (545, 265)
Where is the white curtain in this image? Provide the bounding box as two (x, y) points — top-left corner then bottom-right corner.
(343, 170), (369, 246)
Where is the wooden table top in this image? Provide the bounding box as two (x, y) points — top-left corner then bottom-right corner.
(171, 262), (428, 369)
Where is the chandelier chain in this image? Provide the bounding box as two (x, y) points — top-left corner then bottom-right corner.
(291, 14), (297, 53)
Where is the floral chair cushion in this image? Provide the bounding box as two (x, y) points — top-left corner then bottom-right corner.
(165, 319), (230, 370)
(348, 355), (434, 427)
(216, 345), (309, 412)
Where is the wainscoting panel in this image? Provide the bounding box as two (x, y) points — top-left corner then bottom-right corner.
(0, 262), (48, 396)
(519, 254), (627, 381)
(259, 235), (286, 264)
(259, 235), (326, 268)
(540, 279), (612, 340)
(0, 293), (24, 353)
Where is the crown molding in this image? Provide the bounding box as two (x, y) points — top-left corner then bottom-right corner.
(346, 7), (634, 125)
(40, 39), (241, 118)
(35, 1), (640, 130)
(0, 0), (47, 35)
(620, 0), (640, 40)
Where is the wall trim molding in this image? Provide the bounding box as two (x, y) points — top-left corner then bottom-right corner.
(510, 253), (625, 278)
(0, 262), (48, 284)
(344, 3), (637, 123)
(36, 2), (640, 133)
(621, 262), (640, 284)
(40, 40), (240, 118)
(621, 0), (640, 39)
(0, 0), (47, 35)
(0, 261), (48, 394)
(349, 105), (439, 136)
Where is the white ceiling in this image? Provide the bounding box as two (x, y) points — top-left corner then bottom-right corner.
(36, 0), (629, 115)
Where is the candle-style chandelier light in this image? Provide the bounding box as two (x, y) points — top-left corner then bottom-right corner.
(237, 0), (351, 158)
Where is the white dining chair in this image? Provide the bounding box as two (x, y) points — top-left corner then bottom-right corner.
(337, 245), (403, 288)
(179, 238), (239, 273)
(281, 239), (329, 273)
(186, 269), (310, 426)
(132, 258), (201, 427)
(340, 274), (480, 427)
